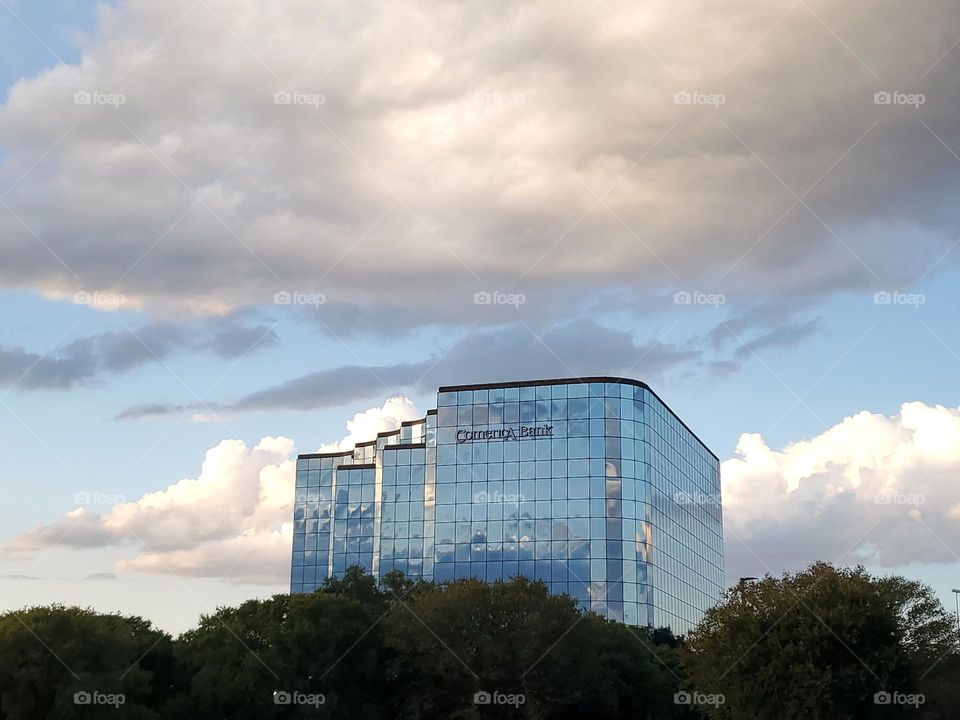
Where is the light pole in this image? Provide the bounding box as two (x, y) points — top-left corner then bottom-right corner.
(952, 589), (960, 649)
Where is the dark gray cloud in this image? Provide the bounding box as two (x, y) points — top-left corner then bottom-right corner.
(0, 344), (98, 391)
(115, 360), (431, 419)
(232, 361), (431, 412)
(730, 317), (823, 362)
(0, 315), (277, 393)
(203, 316), (278, 358)
(707, 302), (805, 350)
(84, 324), (191, 374)
(425, 319), (698, 388)
(118, 318), (703, 417)
(83, 572), (117, 581)
(693, 301), (826, 370)
(115, 402), (200, 421)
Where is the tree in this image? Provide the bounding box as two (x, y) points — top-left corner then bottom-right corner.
(917, 654), (960, 719)
(320, 565), (383, 607)
(684, 563), (959, 720)
(169, 589), (389, 719)
(382, 575), (678, 719)
(6, 564), (955, 718)
(586, 617), (698, 719)
(0, 605), (176, 719)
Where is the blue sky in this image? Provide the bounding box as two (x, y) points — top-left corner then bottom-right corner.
(2, 0), (960, 633)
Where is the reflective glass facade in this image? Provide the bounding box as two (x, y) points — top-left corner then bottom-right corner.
(291, 378), (723, 633)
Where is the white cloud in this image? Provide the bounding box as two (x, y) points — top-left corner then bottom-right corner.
(5, 398), (418, 583)
(722, 401), (960, 579)
(10, 397), (960, 586)
(1, 0), (958, 326)
(9, 436), (296, 584)
(318, 396), (420, 452)
(117, 524), (293, 583)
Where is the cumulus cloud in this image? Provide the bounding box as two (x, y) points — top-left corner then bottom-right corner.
(117, 527), (293, 582)
(8, 436), (297, 584)
(10, 396), (960, 585)
(1, 0), (958, 328)
(318, 396), (420, 452)
(6, 398), (419, 583)
(722, 401), (960, 581)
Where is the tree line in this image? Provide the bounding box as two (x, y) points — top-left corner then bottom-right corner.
(0, 562), (958, 719)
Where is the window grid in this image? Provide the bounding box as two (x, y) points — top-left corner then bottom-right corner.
(292, 381), (723, 633)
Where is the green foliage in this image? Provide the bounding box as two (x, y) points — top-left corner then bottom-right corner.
(1, 563), (957, 719)
(0, 605), (175, 719)
(382, 576), (691, 719)
(917, 654), (960, 719)
(684, 563), (960, 720)
(169, 590), (389, 719)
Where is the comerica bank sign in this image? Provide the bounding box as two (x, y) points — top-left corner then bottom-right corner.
(456, 424), (554, 443)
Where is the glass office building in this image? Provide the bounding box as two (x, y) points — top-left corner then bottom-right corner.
(290, 377), (723, 633)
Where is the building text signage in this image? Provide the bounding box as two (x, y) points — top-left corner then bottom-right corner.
(457, 425), (554, 443)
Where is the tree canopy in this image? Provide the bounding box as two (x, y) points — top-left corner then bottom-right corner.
(0, 563), (956, 719)
(684, 563), (959, 720)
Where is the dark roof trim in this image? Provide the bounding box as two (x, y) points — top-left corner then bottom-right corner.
(299, 419), (428, 461)
(337, 463), (375, 470)
(298, 450), (352, 460)
(381, 442), (426, 450)
(436, 377), (717, 461)
(438, 376), (649, 393)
